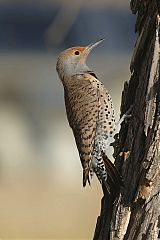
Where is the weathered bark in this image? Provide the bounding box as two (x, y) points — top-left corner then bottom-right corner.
(93, 0), (160, 239)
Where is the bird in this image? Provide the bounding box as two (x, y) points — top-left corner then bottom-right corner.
(56, 39), (122, 197)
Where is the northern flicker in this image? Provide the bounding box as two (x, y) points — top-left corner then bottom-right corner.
(56, 39), (122, 197)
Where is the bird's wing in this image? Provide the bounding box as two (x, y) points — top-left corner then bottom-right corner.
(64, 73), (99, 186)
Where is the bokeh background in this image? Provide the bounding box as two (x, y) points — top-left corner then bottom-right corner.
(0, 0), (136, 239)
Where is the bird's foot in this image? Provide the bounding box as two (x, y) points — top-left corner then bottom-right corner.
(117, 104), (133, 126)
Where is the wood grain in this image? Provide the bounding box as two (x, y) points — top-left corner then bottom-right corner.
(93, 0), (160, 239)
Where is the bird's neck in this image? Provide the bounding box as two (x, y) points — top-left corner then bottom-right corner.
(58, 63), (91, 85)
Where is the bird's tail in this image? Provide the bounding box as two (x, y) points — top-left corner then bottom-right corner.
(102, 153), (123, 198)
(83, 167), (91, 187)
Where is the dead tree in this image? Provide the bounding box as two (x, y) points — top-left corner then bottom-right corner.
(93, 0), (160, 239)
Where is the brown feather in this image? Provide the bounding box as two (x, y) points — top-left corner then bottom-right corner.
(64, 74), (99, 185)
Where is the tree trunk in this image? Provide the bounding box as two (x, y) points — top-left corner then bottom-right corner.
(93, 0), (160, 239)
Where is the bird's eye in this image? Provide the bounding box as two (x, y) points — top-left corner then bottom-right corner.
(74, 51), (80, 55)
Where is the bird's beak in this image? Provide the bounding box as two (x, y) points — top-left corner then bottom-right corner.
(85, 38), (105, 54)
(79, 39), (105, 64)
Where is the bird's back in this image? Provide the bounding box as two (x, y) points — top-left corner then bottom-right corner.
(64, 72), (116, 188)
(64, 74), (99, 185)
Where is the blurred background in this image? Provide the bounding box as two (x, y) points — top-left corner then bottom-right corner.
(0, 0), (135, 239)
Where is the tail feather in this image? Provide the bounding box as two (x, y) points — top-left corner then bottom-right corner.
(102, 153), (122, 198)
(83, 168), (91, 187)
(82, 154), (123, 199)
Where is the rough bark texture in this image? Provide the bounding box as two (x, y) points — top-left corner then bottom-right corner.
(93, 0), (160, 239)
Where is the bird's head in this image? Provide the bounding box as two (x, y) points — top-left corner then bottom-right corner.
(56, 39), (105, 80)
